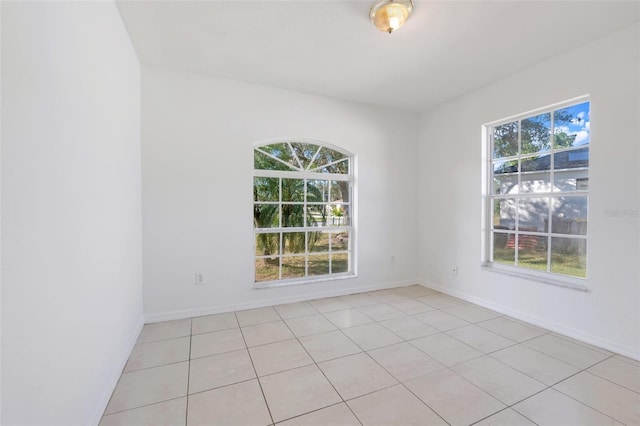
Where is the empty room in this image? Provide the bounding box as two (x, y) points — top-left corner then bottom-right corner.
(1, 0), (639, 425)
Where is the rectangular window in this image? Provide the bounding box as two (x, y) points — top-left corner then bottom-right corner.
(485, 98), (589, 285)
(254, 177), (352, 284)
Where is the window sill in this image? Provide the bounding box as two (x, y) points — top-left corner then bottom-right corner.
(254, 272), (356, 289)
(481, 262), (589, 292)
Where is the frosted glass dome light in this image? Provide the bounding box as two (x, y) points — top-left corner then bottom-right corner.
(370, 0), (413, 33)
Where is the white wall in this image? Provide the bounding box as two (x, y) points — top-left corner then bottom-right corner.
(418, 23), (640, 358)
(1, 2), (142, 425)
(142, 66), (419, 320)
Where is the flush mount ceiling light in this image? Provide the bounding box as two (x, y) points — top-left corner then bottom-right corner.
(369, 0), (413, 34)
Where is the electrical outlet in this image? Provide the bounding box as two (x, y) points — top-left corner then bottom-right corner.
(452, 266), (458, 276)
(195, 273), (205, 285)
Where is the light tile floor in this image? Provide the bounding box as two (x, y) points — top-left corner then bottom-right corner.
(101, 286), (640, 426)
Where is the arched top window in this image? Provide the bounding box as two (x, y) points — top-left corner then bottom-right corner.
(253, 140), (354, 287)
(254, 142), (351, 174)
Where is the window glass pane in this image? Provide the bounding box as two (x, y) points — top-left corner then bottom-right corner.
(254, 150), (294, 171)
(516, 235), (548, 272)
(281, 204), (304, 227)
(492, 232), (514, 265)
(282, 256), (305, 279)
(554, 147), (589, 170)
(551, 196), (587, 235)
(521, 112), (551, 154)
(521, 154), (550, 172)
(259, 143), (299, 169)
(321, 158), (349, 174)
(255, 233), (280, 257)
(331, 253), (349, 273)
(521, 173), (551, 194)
(306, 205), (327, 227)
(330, 180), (349, 202)
(332, 231), (349, 251)
(255, 258), (279, 282)
(329, 205), (350, 227)
(493, 121), (519, 159)
(254, 204), (279, 228)
(520, 154), (551, 195)
(554, 168), (588, 192)
(308, 231), (329, 253)
(313, 147), (348, 173)
(493, 159), (518, 176)
(308, 254), (330, 276)
(493, 198), (516, 230)
(290, 143), (319, 170)
(493, 174), (517, 195)
(254, 177), (279, 202)
(283, 232), (305, 254)
(282, 178), (304, 202)
(554, 102), (590, 148)
(551, 237), (587, 278)
(518, 198), (549, 233)
(307, 179), (329, 202)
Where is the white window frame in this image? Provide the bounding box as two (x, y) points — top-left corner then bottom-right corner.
(481, 96), (590, 291)
(253, 139), (356, 288)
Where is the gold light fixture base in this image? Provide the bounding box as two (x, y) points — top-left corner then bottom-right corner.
(369, 0), (413, 34)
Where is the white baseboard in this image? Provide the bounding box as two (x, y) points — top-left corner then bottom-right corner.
(422, 281), (640, 361)
(144, 280), (417, 323)
(90, 315), (145, 425)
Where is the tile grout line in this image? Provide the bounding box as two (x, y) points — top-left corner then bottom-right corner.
(235, 310), (276, 426)
(398, 381), (453, 425)
(101, 396), (188, 418)
(409, 295), (624, 423)
(277, 308), (365, 425)
(350, 291), (564, 425)
(517, 339), (609, 372)
(185, 318), (193, 426)
(358, 343), (453, 425)
(550, 332), (616, 357)
(396, 295), (550, 424)
(100, 330), (190, 419)
(100, 355), (130, 417)
(272, 401), (358, 425)
(585, 356), (640, 395)
(489, 344), (627, 426)
(482, 339), (638, 422)
(484, 341), (602, 389)
(366, 289), (455, 425)
(186, 376), (258, 397)
(469, 405), (539, 426)
(484, 351), (563, 388)
(333, 289), (458, 423)
(117, 357), (191, 374)
(548, 366), (632, 425)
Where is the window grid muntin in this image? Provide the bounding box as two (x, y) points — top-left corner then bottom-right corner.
(487, 99), (589, 279)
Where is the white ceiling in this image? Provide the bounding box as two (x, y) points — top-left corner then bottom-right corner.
(116, 0), (640, 112)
